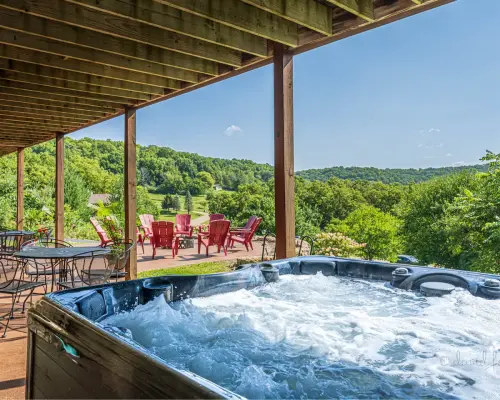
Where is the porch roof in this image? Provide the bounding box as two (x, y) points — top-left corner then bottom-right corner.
(0, 0), (452, 155)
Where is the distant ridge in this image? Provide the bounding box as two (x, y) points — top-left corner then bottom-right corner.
(296, 164), (488, 185)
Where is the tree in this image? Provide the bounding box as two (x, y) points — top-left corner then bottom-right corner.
(162, 194), (173, 210)
(184, 190), (193, 214)
(340, 205), (401, 262)
(173, 195), (181, 212)
(197, 171), (215, 193)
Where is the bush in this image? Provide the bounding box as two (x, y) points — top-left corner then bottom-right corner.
(314, 232), (365, 258)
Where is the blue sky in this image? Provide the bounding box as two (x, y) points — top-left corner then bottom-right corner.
(73, 0), (500, 170)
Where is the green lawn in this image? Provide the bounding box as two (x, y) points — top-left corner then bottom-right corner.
(138, 261), (232, 278)
(149, 193), (209, 222)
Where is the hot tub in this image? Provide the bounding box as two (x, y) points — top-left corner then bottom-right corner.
(26, 256), (500, 399)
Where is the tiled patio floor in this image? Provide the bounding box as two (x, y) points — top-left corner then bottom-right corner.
(0, 241), (264, 399)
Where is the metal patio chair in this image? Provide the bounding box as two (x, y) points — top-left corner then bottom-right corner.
(59, 249), (112, 290)
(21, 238), (73, 291)
(0, 257), (46, 337)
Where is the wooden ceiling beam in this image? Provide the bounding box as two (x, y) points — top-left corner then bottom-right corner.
(0, 0), (242, 67)
(0, 107), (91, 122)
(0, 59), (165, 97)
(0, 127), (55, 137)
(0, 85), (123, 112)
(0, 70), (155, 102)
(0, 94), (109, 117)
(0, 133), (53, 141)
(66, 0), (267, 57)
(0, 114), (85, 129)
(0, 28), (199, 84)
(241, 0), (332, 35)
(0, 79), (138, 106)
(0, 7), (218, 76)
(155, 0), (299, 47)
(323, 0), (374, 22)
(0, 116), (80, 129)
(0, 46), (183, 90)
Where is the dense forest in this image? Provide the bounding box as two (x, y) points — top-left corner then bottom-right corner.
(297, 164), (488, 184)
(0, 137), (498, 274)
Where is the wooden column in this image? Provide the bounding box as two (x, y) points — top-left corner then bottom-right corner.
(16, 148), (24, 230)
(55, 133), (64, 242)
(273, 43), (296, 259)
(124, 107), (137, 280)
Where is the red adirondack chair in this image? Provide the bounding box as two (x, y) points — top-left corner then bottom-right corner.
(90, 217), (113, 247)
(199, 214), (225, 233)
(197, 220), (230, 257)
(151, 221), (179, 259)
(175, 214), (193, 237)
(228, 217), (262, 251)
(139, 214), (155, 241)
(136, 227), (145, 254)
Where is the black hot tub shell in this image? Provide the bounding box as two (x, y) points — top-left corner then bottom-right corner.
(26, 256), (500, 399)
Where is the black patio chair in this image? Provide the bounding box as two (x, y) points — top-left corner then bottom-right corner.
(0, 232), (34, 258)
(58, 249), (112, 290)
(21, 239), (73, 292)
(0, 257), (46, 337)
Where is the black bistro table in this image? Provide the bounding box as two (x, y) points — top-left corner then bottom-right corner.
(14, 246), (110, 292)
(0, 230), (35, 256)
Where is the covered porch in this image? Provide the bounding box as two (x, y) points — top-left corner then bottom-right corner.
(0, 0), (456, 397)
(0, 0), (453, 280)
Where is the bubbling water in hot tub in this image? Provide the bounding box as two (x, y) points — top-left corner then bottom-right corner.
(103, 274), (500, 399)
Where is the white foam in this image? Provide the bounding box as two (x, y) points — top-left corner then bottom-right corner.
(104, 274), (500, 399)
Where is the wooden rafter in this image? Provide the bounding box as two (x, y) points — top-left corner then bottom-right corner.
(155, 0), (299, 47)
(0, 107), (91, 122)
(323, 0), (374, 22)
(0, 26), (200, 83)
(0, 101), (97, 118)
(0, 0), (243, 67)
(0, 46), (184, 89)
(0, 71), (154, 102)
(66, 0), (268, 57)
(0, 117), (80, 129)
(0, 80), (135, 107)
(0, 7), (218, 76)
(0, 86), (123, 112)
(241, 0), (332, 35)
(0, 94), (109, 116)
(0, 60), (165, 96)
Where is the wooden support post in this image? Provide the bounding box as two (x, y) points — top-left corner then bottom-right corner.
(124, 107), (137, 280)
(55, 133), (64, 242)
(16, 147), (24, 231)
(273, 43), (296, 259)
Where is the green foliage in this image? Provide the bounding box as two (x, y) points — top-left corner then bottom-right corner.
(339, 205), (402, 261)
(184, 191), (193, 214)
(314, 232), (365, 257)
(2, 136), (499, 275)
(297, 164), (488, 184)
(162, 194), (173, 210)
(399, 172), (478, 267)
(173, 195), (181, 212)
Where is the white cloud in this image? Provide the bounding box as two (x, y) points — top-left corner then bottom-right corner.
(446, 153), (453, 157)
(453, 161), (465, 167)
(417, 143), (424, 148)
(429, 128), (441, 133)
(223, 125), (244, 137)
(436, 143), (444, 148)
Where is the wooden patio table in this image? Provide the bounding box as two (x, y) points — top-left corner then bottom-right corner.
(14, 246), (110, 292)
